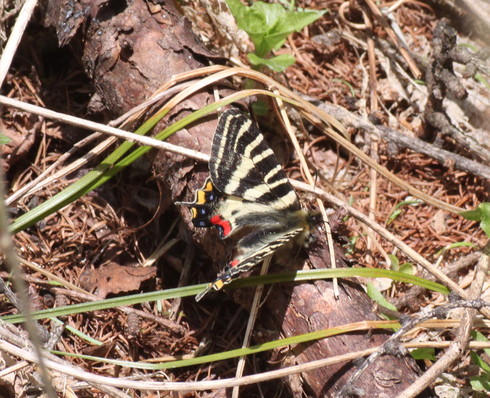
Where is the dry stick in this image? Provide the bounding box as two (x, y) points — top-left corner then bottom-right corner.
(319, 101), (490, 181)
(0, 94), (209, 162)
(399, 249), (489, 398)
(363, 0), (422, 79)
(6, 82), (197, 206)
(365, 10), (379, 266)
(0, 0), (38, 88)
(377, 125), (490, 180)
(274, 94), (340, 298)
(232, 255), (273, 398)
(0, 359), (30, 378)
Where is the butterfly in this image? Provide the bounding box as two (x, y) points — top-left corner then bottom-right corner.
(178, 109), (311, 301)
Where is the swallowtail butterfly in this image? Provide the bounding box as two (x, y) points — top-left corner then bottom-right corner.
(179, 109), (311, 301)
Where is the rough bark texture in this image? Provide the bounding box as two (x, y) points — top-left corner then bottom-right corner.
(42, 0), (426, 396)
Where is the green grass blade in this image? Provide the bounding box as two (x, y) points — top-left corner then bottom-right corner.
(50, 318), (399, 369)
(0, 267), (447, 323)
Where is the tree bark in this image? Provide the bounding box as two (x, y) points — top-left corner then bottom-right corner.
(42, 0), (427, 396)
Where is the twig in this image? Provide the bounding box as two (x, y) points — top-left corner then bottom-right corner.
(424, 19), (490, 164)
(232, 255), (272, 398)
(363, 0), (422, 78)
(0, 171), (56, 397)
(274, 93), (340, 298)
(0, 0), (38, 88)
(0, 322), (132, 398)
(318, 101), (490, 181)
(0, 94), (209, 163)
(363, 7), (380, 266)
(3, 301), (490, 393)
(377, 126), (490, 180)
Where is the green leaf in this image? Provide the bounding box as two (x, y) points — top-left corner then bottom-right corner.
(434, 241), (477, 257)
(388, 254), (399, 271)
(366, 282), (397, 313)
(226, 0), (325, 57)
(386, 209), (402, 225)
(1, 267), (449, 324)
(386, 198), (422, 225)
(481, 203), (490, 237)
(50, 317), (401, 370)
(248, 53), (295, 72)
(388, 255), (413, 274)
(470, 374), (490, 392)
(471, 351), (490, 373)
(461, 208), (483, 221)
(410, 347), (435, 360)
(399, 263), (414, 275)
(460, 203), (490, 237)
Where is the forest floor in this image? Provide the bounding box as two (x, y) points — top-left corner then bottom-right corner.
(1, 0), (489, 397)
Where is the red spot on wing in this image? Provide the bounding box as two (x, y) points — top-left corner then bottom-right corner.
(210, 215), (232, 237)
(229, 259), (239, 267)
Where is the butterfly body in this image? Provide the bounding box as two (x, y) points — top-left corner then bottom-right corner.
(179, 109), (311, 301)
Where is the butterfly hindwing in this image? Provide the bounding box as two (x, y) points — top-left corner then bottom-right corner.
(195, 223), (306, 301)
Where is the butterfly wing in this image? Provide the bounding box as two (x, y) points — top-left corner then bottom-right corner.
(210, 109), (300, 212)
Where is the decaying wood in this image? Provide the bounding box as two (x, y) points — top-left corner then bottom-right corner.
(42, 0), (424, 395)
(424, 18), (490, 164)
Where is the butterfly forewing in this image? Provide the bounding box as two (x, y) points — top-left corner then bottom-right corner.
(210, 109), (299, 211)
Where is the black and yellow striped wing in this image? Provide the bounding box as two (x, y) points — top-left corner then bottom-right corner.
(210, 109), (300, 212)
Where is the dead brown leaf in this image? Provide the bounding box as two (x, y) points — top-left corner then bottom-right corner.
(79, 262), (157, 298)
